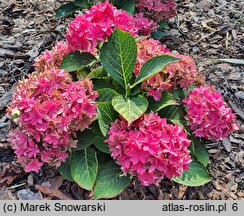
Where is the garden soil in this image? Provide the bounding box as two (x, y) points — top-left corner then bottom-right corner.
(0, 0), (243, 200)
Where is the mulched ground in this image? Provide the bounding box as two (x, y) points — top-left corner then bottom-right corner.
(0, 0), (243, 200)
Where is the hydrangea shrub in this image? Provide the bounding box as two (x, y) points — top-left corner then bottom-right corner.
(8, 1), (239, 199)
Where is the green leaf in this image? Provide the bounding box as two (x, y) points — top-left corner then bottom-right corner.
(87, 66), (107, 79)
(55, 3), (79, 18)
(148, 92), (178, 112)
(60, 51), (97, 72)
(93, 160), (131, 199)
(189, 137), (209, 167)
(100, 28), (137, 88)
(92, 79), (115, 91)
(115, 0), (135, 15)
(160, 105), (186, 129)
(158, 21), (170, 30)
(151, 28), (167, 40)
(76, 129), (103, 150)
(89, 121), (110, 154)
(58, 155), (73, 182)
(71, 148), (98, 190)
(74, 0), (90, 8)
(97, 88), (119, 102)
(132, 55), (180, 88)
(172, 160), (211, 186)
(97, 152), (112, 165)
(112, 95), (148, 125)
(97, 102), (118, 137)
(94, 141), (110, 154)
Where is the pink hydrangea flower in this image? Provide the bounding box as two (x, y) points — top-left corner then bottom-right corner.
(34, 41), (70, 72)
(183, 86), (240, 141)
(8, 69), (98, 172)
(134, 13), (157, 35)
(106, 112), (191, 186)
(136, 0), (177, 21)
(135, 38), (205, 101)
(65, 0), (137, 53)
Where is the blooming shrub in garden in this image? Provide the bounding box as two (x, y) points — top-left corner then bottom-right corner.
(8, 0), (239, 199)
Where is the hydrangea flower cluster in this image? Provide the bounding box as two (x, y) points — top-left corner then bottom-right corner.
(136, 0), (177, 21)
(183, 86), (240, 141)
(135, 38), (205, 101)
(8, 69), (98, 172)
(65, 0), (137, 53)
(34, 41), (69, 72)
(106, 112), (192, 186)
(134, 13), (157, 35)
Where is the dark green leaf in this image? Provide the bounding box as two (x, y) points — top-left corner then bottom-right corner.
(55, 3), (79, 18)
(172, 160), (211, 186)
(189, 137), (209, 167)
(132, 55), (180, 87)
(151, 28), (167, 40)
(58, 155), (73, 182)
(93, 160), (131, 199)
(97, 102), (118, 137)
(100, 28), (137, 88)
(115, 0), (135, 15)
(60, 51), (97, 72)
(71, 148), (98, 190)
(112, 95), (148, 125)
(97, 88), (119, 102)
(158, 21), (170, 30)
(94, 141), (110, 154)
(160, 105), (186, 129)
(148, 92), (178, 112)
(97, 152), (112, 165)
(74, 0), (90, 8)
(92, 79), (115, 91)
(76, 129), (103, 150)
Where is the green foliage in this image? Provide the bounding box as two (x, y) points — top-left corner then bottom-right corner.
(114, 0), (135, 15)
(147, 92), (178, 112)
(76, 128), (105, 150)
(71, 148), (98, 190)
(189, 137), (209, 167)
(97, 88), (119, 102)
(93, 160), (131, 199)
(97, 102), (118, 137)
(60, 52), (97, 72)
(151, 28), (167, 40)
(55, 2), (79, 18)
(87, 66), (107, 79)
(112, 95), (148, 125)
(58, 156), (74, 182)
(100, 28), (137, 89)
(132, 55), (180, 88)
(172, 159), (211, 186)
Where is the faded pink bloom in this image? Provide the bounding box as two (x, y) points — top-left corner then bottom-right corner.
(135, 38), (205, 101)
(134, 13), (157, 35)
(136, 0), (177, 21)
(183, 86), (240, 141)
(65, 0), (137, 53)
(106, 112), (191, 186)
(8, 69), (98, 172)
(34, 41), (69, 72)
